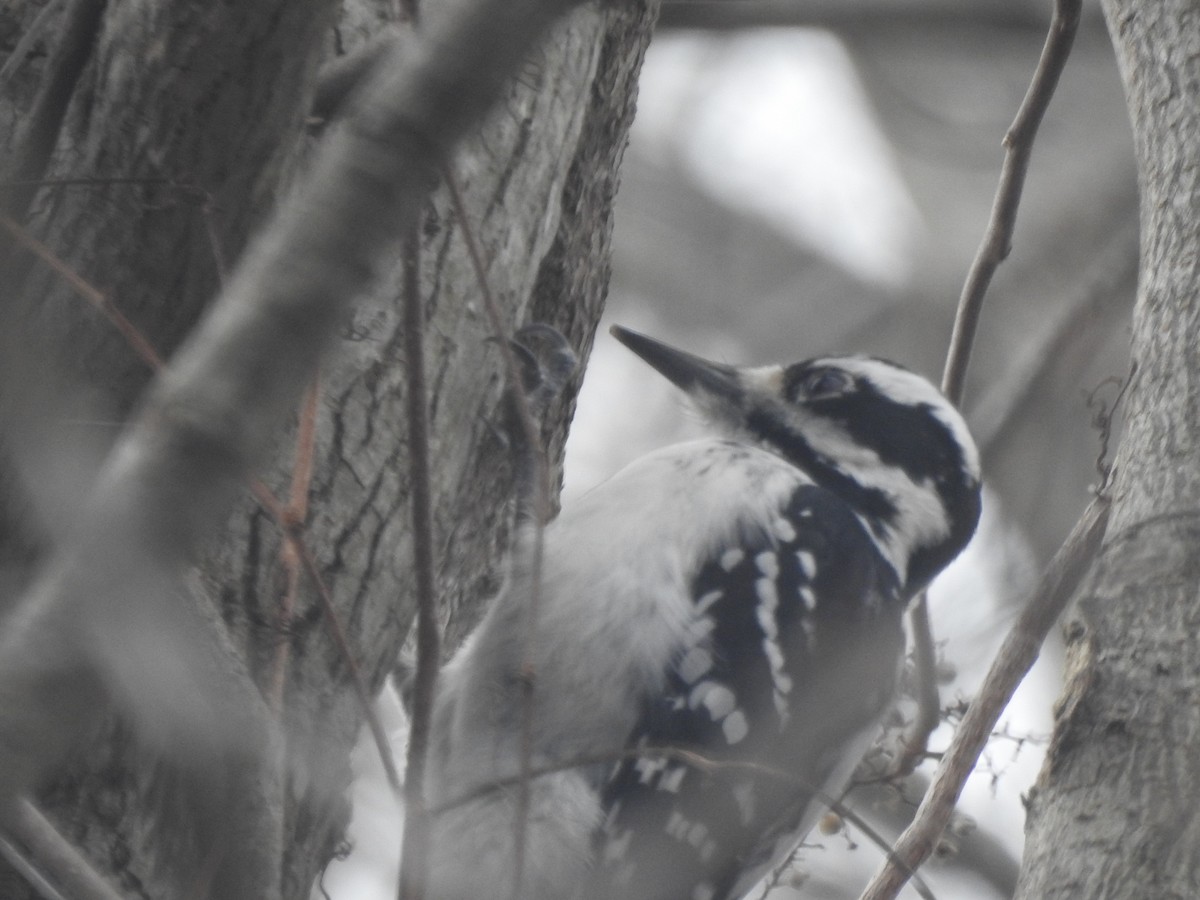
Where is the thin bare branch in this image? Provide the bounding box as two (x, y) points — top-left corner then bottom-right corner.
(398, 225), (441, 900)
(942, 0), (1084, 406)
(901, 595), (941, 775)
(0, 215), (164, 370)
(902, 0), (1083, 769)
(859, 496), (1109, 900)
(268, 540), (305, 715)
(267, 377), (322, 712)
(441, 166), (553, 900)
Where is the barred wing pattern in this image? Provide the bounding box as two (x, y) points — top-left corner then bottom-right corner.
(591, 485), (904, 900)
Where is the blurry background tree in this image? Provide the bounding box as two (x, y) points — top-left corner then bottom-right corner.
(2, 0), (1195, 898)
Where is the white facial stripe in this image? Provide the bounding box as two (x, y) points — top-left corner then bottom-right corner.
(817, 357), (944, 407)
(686, 365), (782, 429)
(814, 357), (981, 480)
(792, 413), (952, 580)
(696, 365), (785, 438)
(737, 365), (785, 394)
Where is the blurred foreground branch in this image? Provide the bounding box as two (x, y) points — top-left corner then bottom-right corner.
(0, 0), (580, 892)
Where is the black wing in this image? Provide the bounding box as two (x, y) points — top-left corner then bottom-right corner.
(588, 484), (904, 900)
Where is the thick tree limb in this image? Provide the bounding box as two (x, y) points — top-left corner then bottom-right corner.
(1014, 0), (1200, 893)
(0, 0), (578, 864)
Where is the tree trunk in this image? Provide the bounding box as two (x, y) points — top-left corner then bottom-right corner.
(0, 0), (657, 896)
(1015, 2), (1200, 896)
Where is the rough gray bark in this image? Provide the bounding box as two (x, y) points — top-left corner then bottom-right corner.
(0, 0), (657, 897)
(1015, 2), (1200, 897)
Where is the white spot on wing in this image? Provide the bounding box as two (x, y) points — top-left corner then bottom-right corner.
(755, 577), (779, 610)
(754, 572), (793, 724)
(796, 549), (816, 580)
(688, 615), (716, 641)
(732, 780), (757, 823)
(660, 765), (686, 793)
(800, 586), (816, 611)
(773, 692), (790, 719)
(720, 548), (744, 571)
(690, 681), (736, 719)
(802, 618), (816, 649)
(755, 550), (779, 577)
(763, 639), (785, 672)
(634, 755), (668, 784)
(678, 646), (713, 683)
(604, 827), (631, 863)
(666, 811), (690, 841)
(723, 710), (749, 744)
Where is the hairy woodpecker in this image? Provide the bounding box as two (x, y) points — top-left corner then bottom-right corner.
(422, 326), (982, 900)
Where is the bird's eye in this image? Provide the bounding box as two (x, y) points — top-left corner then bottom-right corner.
(801, 368), (853, 400)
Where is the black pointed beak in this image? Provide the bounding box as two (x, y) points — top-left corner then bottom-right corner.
(610, 326), (741, 403)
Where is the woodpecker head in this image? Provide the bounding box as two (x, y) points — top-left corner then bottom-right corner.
(611, 326), (982, 595)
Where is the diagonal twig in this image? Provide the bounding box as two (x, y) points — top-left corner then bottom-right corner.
(942, 0), (1084, 405)
(902, 0), (1083, 771)
(859, 495), (1107, 900)
(295, 539), (404, 794)
(0, 214), (164, 370)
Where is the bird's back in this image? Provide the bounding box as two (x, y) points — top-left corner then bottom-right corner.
(586, 446), (905, 900)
